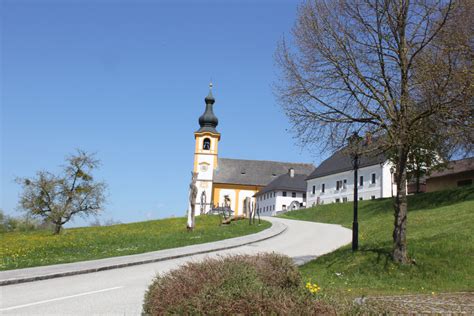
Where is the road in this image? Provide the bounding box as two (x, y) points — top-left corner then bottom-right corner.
(0, 217), (351, 315)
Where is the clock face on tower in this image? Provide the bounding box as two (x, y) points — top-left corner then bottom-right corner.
(200, 163), (209, 172)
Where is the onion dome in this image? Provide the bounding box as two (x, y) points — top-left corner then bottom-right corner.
(197, 83), (219, 134)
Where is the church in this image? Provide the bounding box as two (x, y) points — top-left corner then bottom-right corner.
(191, 84), (315, 217)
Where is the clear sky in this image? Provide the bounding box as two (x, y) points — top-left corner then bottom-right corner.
(1, 0), (326, 226)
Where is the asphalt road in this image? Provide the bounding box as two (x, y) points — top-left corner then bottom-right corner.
(0, 217), (351, 315)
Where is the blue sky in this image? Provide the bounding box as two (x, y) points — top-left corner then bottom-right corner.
(1, 0), (325, 226)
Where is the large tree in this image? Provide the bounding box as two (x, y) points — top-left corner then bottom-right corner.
(17, 150), (106, 234)
(276, 0), (473, 263)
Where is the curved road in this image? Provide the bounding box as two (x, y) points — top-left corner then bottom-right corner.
(1, 217), (351, 315)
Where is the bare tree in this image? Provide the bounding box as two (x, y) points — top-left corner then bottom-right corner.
(17, 150), (107, 234)
(276, 0), (473, 263)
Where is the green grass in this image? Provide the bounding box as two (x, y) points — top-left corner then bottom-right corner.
(0, 216), (271, 270)
(280, 186), (474, 297)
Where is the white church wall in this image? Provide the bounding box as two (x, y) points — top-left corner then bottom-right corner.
(196, 156), (214, 180)
(236, 190), (257, 217)
(216, 189), (236, 209)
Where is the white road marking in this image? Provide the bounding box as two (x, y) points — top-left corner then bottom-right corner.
(0, 286), (124, 311)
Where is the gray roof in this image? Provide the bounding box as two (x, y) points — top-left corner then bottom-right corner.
(255, 173), (309, 196)
(196, 126), (220, 134)
(214, 158), (315, 186)
(307, 149), (386, 180)
(427, 157), (474, 178)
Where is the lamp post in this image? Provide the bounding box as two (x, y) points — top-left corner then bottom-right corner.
(348, 132), (363, 251)
(390, 167), (395, 197)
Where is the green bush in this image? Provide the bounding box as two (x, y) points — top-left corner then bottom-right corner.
(0, 210), (49, 233)
(143, 253), (333, 315)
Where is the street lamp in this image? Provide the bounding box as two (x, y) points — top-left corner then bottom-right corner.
(348, 132), (363, 251)
(390, 167), (395, 197)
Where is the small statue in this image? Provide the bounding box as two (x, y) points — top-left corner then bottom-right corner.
(200, 191), (207, 215)
(187, 172), (198, 231)
(224, 195), (231, 208)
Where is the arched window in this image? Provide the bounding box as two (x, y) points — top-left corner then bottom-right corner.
(203, 138), (211, 150)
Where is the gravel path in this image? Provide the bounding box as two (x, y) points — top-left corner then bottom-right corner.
(365, 292), (474, 314)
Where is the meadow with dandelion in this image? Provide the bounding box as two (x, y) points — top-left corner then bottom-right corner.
(0, 215), (270, 270)
(281, 186), (474, 297)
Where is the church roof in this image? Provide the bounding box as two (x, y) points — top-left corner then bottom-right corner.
(255, 173), (309, 196)
(306, 148), (386, 180)
(213, 158), (315, 186)
(197, 85), (219, 134)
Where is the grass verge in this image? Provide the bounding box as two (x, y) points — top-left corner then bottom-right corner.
(0, 216), (270, 270)
(280, 186), (474, 297)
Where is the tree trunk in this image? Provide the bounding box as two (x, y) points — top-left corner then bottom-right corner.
(53, 222), (62, 235)
(392, 148), (410, 264)
(187, 204), (195, 231)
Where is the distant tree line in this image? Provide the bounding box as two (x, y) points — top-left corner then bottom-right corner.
(0, 209), (53, 233)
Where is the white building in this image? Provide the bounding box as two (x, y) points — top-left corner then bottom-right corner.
(256, 168), (311, 216)
(306, 149), (396, 206)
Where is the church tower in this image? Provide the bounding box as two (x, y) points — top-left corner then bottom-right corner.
(193, 83), (220, 214)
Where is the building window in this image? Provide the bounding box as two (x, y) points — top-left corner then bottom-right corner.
(342, 197), (347, 203)
(371, 195), (376, 200)
(203, 138), (211, 150)
(336, 180), (343, 190)
(343, 179), (347, 189)
(303, 193), (306, 199)
(371, 173), (376, 184)
(292, 192), (296, 198)
(312, 185), (316, 194)
(283, 191), (287, 197)
(282, 204), (287, 210)
(335, 198), (340, 203)
(359, 176), (364, 186)
(457, 179), (472, 187)
(321, 183), (325, 193)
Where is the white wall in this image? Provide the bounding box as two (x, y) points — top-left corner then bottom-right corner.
(306, 162), (396, 206)
(236, 190), (257, 217)
(257, 190), (306, 216)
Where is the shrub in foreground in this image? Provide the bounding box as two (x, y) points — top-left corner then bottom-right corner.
(143, 253), (333, 315)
